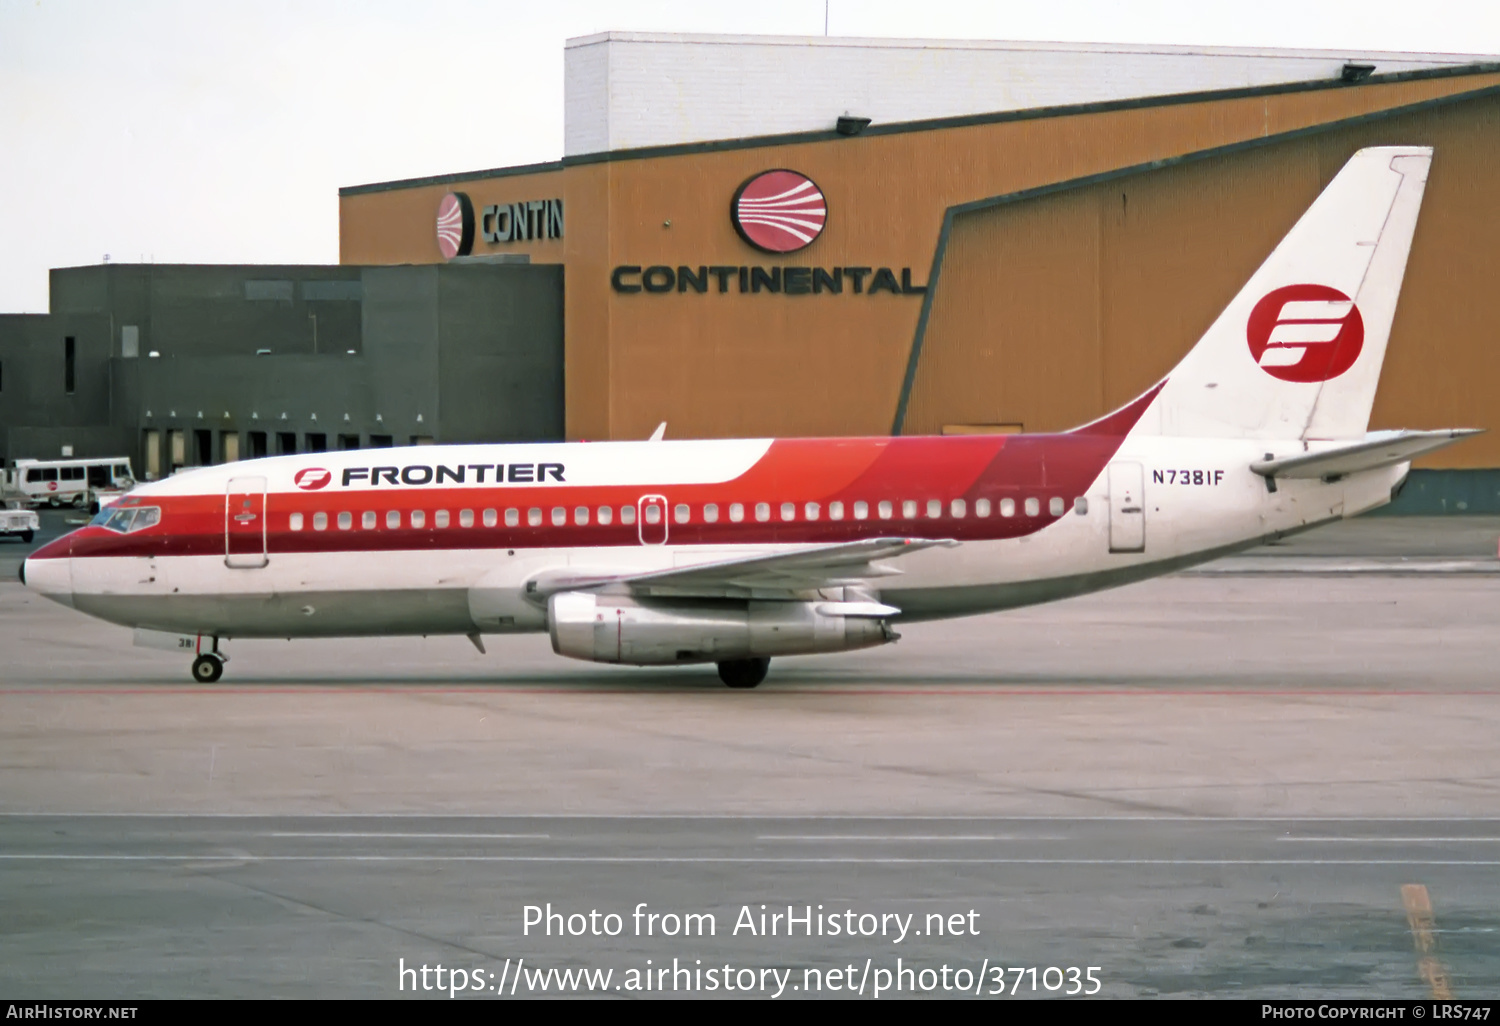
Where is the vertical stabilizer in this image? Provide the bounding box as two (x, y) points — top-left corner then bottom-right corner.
(1129, 146), (1431, 440)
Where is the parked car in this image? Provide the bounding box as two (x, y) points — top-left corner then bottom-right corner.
(1, 497), (40, 543)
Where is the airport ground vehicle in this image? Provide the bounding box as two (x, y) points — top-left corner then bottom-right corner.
(0, 496), (39, 543)
(20, 148), (1477, 685)
(9, 458), (134, 509)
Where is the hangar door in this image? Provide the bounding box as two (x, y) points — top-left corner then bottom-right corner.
(1107, 462), (1145, 553)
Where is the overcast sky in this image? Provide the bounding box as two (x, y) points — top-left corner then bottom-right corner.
(3, 0), (1497, 311)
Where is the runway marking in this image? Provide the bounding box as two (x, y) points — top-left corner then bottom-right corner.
(1401, 884), (1455, 1000)
(757, 835), (1067, 842)
(1281, 836), (1500, 843)
(6, 855), (1500, 866)
(266, 832), (551, 840)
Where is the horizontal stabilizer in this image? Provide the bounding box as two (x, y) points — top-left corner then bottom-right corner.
(1250, 429), (1482, 479)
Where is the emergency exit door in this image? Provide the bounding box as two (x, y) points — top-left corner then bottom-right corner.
(225, 476), (269, 568)
(1107, 462), (1145, 553)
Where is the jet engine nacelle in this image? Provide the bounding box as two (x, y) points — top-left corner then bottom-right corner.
(547, 591), (895, 666)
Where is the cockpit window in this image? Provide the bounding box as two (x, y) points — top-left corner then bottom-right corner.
(96, 505), (160, 533)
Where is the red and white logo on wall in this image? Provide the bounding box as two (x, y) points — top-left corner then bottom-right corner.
(1246, 284), (1365, 383)
(730, 170), (827, 254)
(436, 192), (475, 259)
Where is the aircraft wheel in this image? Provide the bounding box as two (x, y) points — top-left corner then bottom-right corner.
(191, 655), (224, 683)
(718, 657), (769, 689)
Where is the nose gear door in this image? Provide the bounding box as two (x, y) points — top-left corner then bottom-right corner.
(225, 476), (269, 568)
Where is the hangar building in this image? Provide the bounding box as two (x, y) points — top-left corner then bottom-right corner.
(6, 33), (1500, 509)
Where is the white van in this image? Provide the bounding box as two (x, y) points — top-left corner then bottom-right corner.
(9, 458), (135, 508)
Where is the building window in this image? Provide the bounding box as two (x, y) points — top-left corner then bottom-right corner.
(277, 432), (297, 455)
(305, 433), (327, 452)
(338, 434), (360, 450)
(459, 509), (474, 527)
(369, 434), (393, 448)
(289, 513), (304, 531)
(64, 337), (75, 394)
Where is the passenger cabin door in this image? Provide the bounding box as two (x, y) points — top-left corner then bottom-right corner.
(637, 495), (668, 545)
(1107, 462), (1146, 553)
(225, 476), (269, 568)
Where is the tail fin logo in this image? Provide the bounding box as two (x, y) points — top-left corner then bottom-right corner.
(1247, 284), (1364, 383)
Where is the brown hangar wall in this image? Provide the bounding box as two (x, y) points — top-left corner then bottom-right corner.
(338, 68), (1500, 466)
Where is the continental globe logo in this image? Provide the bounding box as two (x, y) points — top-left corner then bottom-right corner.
(731, 170), (828, 254)
(436, 192), (475, 259)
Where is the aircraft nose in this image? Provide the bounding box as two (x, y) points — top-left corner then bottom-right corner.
(22, 536), (73, 608)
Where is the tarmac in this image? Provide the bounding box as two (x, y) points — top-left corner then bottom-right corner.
(1, 512), (1497, 998)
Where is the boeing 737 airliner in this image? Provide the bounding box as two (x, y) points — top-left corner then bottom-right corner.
(20, 147), (1477, 686)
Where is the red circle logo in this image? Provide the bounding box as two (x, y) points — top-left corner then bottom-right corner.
(294, 468), (332, 491)
(1247, 284), (1364, 383)
(731, 170), (827, 253)
(47, 481), (58, 491)
(436, 192), (474, 259)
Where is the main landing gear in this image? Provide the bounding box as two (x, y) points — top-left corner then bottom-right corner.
(717, 657), (770, 689)
(190, 640), (227, 683)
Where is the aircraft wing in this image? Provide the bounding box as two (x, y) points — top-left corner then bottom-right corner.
(530, 537), (957, 601)
(1251, 429), (1482, 480)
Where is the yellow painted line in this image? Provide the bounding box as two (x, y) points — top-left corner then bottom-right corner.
(1401, 883), (1454, 999)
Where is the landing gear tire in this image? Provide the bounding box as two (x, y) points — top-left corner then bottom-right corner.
(718, 657), (769, 689)
(191, 654), (224, 683)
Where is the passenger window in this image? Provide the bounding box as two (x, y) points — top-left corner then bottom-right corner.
(505, 508), (519, 527)
(575, 506), (589, 525)
(829, 501), (844, 520)
(290, 513), (304, 531)
(1049, 497), (1065, 516)
(755, 502), (770, 522)
(596, 506), (612, 526)
(644, 504), (661, 525)
(877, 501), (893, 520)
(805, 502), (820, 520)
(780, 502), (795, 522)
(951, 499), (966, 518)
(674, 503), (690, 524)
(338, 511), (353, 530)
(1024, 497), (1040, 517)
(386, 510), (400, 529)
(999, 499), (1015, 518)
(975, 498), (991, 518)
(902, 500), (917, 519)
(853, 501), (869, 520)
(620, 505), (636, 526)
(729, 503), (745, 522)
(1074, 497), (1089, 516)
(459, 509), (474, 528)
(411, 510), (426, 529)
(927, 499), (942, 519)
(483, 509), (498, 528)
(434, 510), (450, 528)
(528, 508), (543, 526)
(551, 507), (565, 526)
(703, 503), (719, 523)
(362, 511), (377, 529)
(313, 512), (328, 531)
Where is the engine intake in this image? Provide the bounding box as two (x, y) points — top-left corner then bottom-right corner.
(548, 592), (896, 666)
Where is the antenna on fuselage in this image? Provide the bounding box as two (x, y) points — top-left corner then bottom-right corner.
(648, 422), (667, 442)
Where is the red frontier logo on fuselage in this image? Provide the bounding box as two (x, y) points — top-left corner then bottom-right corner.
(1246, 284), (1364, 383)
(294, 468), (332, 491)
(731, 170), (827, 254)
